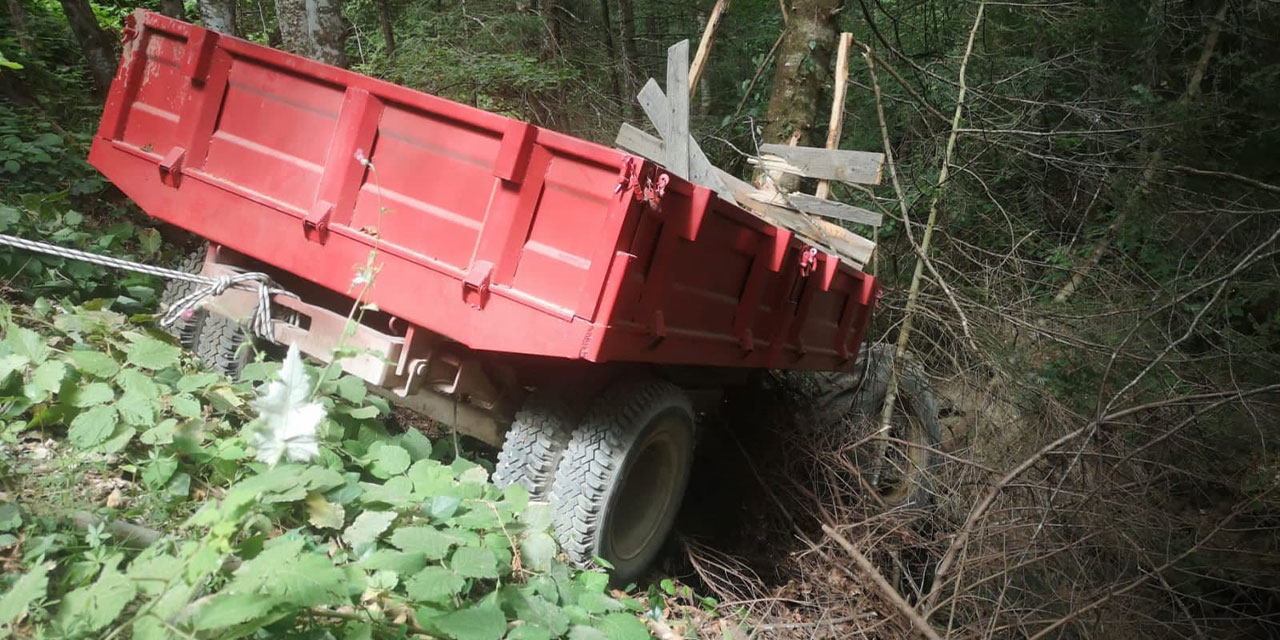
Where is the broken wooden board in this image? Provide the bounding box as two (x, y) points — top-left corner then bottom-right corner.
(665, 40), (691, 179)
(615, 123), (876, 267)
(753, 143), (884, 185)
(788, 193), (883, 227)
(635, 80), (731, 199)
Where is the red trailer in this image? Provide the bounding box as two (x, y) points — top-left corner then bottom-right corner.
(90, 11), (885, 582)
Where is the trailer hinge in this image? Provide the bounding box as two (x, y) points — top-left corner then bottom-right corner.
(158, 147), (186, 187)
(463, 260), (494, 309)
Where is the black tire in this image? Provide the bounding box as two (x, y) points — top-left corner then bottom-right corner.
(812, 343), (941, 510)
(194, 312), (252, 378)
(550, 378), (695, 586)
(493, 394), (574, 500)
(158, 245), (209, 348)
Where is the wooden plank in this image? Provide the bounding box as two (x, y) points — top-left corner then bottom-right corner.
(615, 122), (664, 161)
(634, 81), (730, 198)
(689, 0), (731, 100)
(665, 40), (691, 179)
(789, 193), (883, 227)
(715, 167), (875, 267)
(756, 143), (884, 185)
(816, 32), (854, 199)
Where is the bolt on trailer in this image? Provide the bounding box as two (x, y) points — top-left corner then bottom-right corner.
(90, 10), (915, 584)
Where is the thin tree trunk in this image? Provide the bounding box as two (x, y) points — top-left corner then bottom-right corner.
(159, 0), (186, 20)
(376, 0), (395, 58)
(540, 0), (561, 57)
(275, 0), (309, 55)
(198, 0), (238, 36)
(758, 0), (843, 192)
(58, 0), (116, 92)
(307, 0), (348, 67)
(7, 0), (34, 55)
(598, 0), (623, 106)
(1052, 0), (1229, 304)
(617, 0), (640, 114)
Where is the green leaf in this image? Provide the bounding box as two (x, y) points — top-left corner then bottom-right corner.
(577, 591), (624, 615)
(228, 537), (347, 607)
(343, 510), (396, 546)
(191, 591), (278, 630)
(430, 495), (462, 520)
(68, 405), (117, 449)
(64, 350), (119, 378)
(306, 492), (346, 529)
(0, 562), (49, 628)
(434, 602), (507, 640)
(0, 354), (28, 383)
(171, 393), (201, 418)
(336, 375), (367, 404)
(521, 503), (555, 532)
(123, 333), (181, 370)
(176, 372), (220, 392)
(4, 326), (47, 365)
(115, 368), (161, 399)
(52, 568), (137, 634)
(141, 457), (178, 489)
(593, 613), (649, 640)
(398, 428), (434, 461)
(0, 503), (21, 531)
(507, 625), (553, 640)
(405, 566), (465, 603)
(358, 549), (427, 574)
(117, 392), (158, 426)
(520, 532), (557, 573)
(451, 546), (499, 579)
(389, 526), (458, 560)
(23, 360), (65, 400)
(98, 424), (137, 453)
(69, 381), (114, 407)
(502, 586), (570, 637)
(370, 444), (411, 478)
(138, 228), (162, 256)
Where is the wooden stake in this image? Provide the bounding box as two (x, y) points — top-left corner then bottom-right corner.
(689, 0), (732, 101)
(665, 40), (691, 179)
(815, 32), (853, 200)
(814, 34), (855, 197)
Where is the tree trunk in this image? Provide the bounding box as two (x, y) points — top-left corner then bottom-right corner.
(159, 0), (186, 20)
(198, 0), (238, 36)
(759, 0), (843, 191)
(58, 0), (116, 92)
(617, 0), (640, 111)
(598, 0), (623, 105)
(307, 0), (348, 67)
(376, 0), (395, 58)
(275, 0), (309, 55)
(7, 0), (35, 55)
(540, 0), (561, 57)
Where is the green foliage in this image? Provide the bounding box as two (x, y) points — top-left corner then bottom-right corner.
(0, 301), (669, 638)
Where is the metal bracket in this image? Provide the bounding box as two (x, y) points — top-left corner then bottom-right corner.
(463, 260), (494, 309)
(303, 201), (333, 243)
(158, 147), (186, 187)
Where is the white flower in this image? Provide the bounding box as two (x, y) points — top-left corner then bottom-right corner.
(251, 344), (324, 466)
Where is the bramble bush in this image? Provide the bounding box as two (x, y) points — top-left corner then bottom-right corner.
(0, 300), (674, 639)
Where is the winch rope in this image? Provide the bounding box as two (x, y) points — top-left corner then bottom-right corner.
(0, 232), (296, 341)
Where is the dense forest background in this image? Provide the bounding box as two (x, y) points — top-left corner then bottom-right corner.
(2, 0), (1279, 638)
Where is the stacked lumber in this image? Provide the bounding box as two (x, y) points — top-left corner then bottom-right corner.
(614, 36), (882, 270)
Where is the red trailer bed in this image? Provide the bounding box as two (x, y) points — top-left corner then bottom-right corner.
(90, 10), (878, 372)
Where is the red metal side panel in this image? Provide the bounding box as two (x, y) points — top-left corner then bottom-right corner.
(90, 11), (876, 371)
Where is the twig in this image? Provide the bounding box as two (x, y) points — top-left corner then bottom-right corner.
(822, 524), (944, 640)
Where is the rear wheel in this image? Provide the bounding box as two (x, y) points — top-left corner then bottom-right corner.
(812, 343), (941, 510)
(493, 394), (575, 500)
(550, 378), (695, 585)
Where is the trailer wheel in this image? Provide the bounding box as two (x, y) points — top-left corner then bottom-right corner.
(194, 312), (252, 379)
(813, 343), (941, 510)
(493, 394), (574, 500)
(550, 379), (694, 585)
(158, 245), (208, 348)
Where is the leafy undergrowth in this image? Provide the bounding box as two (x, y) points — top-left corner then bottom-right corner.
(0, 301), (695, 639)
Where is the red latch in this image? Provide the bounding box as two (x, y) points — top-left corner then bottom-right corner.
(158, 147), (186, 187)
(798, 246), (819, 277)
(463, 260), (494, 309)
(304, 201), (333, 243)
